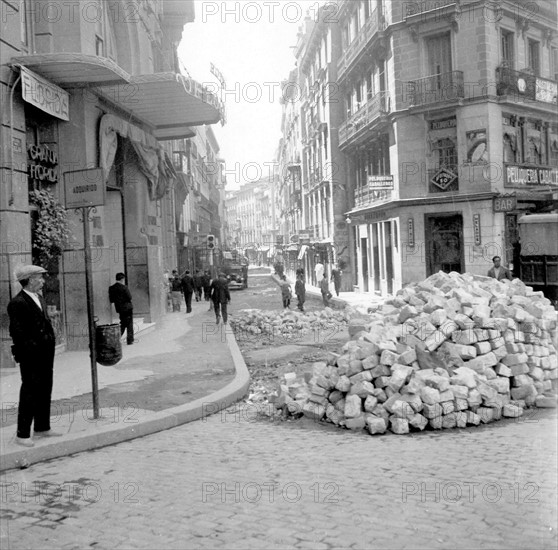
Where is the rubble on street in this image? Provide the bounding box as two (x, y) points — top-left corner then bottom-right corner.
(275, 271), (558, 435)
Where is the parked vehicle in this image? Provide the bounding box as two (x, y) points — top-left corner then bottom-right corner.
(518, 213), (558, 307)
(222, 250), (249, 289)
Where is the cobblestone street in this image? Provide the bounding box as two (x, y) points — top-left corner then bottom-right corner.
(1, 406), (556, 549)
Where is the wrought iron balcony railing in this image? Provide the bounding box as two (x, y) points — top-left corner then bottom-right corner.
(406, 71), (464, 106)
(496, 66), (557, 105)
(339, 92), (389, 147)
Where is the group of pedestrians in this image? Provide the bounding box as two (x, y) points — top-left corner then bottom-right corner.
(279, 266), (342, 311)
(168, 269), (230, 324)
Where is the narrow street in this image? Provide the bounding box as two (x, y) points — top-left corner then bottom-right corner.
(1, 273), (557, 549)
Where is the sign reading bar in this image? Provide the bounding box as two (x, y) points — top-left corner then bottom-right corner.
(63, 168), (106, 209)
(504, 164), (558, 188)
(367, 175), (394, 190)
(20, 67), (69, 121)
(493, 195), (517, 212)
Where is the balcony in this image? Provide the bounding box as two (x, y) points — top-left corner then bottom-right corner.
(339, 92), (390, 148)
(338, 10), (386, 78)
(406, 71), (464, 107)
(496, 66), (557, 106)
(354, 176), (394, 208)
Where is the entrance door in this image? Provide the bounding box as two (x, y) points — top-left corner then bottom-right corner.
(426, 213), (464, 275)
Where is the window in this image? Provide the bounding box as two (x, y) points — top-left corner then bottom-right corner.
(434, 138), (458, 169)
(552, 47), (558, 81)
(501, 30), (514, 68)
(528, 39), (540, 76)
(94, 0), (117, 61)
(20, 0), (33, 51)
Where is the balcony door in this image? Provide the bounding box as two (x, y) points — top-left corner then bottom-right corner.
(427, 32), (452, 76)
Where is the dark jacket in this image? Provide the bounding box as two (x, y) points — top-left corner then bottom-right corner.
(109, 282), (133, 313)
(181, 274), (194, 293)
(8, 291), (55, 362)
(201, 274), (211, 288)
(210, 277), (231, 304)
(295, 279), (306, 301)
(193, 274), (203, 289)
(170, 276), (182, 292)
(487, 266), (513, 281)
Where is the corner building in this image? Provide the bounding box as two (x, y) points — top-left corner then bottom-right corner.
(0, 0), (223, 366)
(338, 0), (557, 295)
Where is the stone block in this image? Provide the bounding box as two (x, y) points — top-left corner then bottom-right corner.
(302, 402), (326, 420)
(380, 350), (399, 366)
(466, 352), (498, 373)
(467, 389), (483, 407)
(452, 330), (478, 345)
(430, 309), (447, 326)
(474, 329), (490, 342)
(390, 400), (415, 419)
(466, 411), (481, 425)
(389, 417), (410, 434)
(441, 401), (455, 415)
(502, 353), (529, 367)
(422, 402), (443, 419)
(409, 413), (428, 430)
(474, 341), (492, 355)
(366, 415), (387, 435)
(487, 378), (510, 393)
(544, 369), (558, 380)
(477, 407), (495, 423)
(492, 346), (508, 361)
(347, 360), (364, 377)
(362, 355), (380, 370)
(502, 404), (524, 417)
(429, 416), (443, 429)
(490, 338), (506, 351)
(345, 415), (367, 430)
(423, 330), (446, 352)
(423, 374), (450, 392)
(371, 403), (389, 421)
(308, 393), (329, 405)
(512, 374), (533, 387)
(452, 385), (469, 399)
(485, 367), (497, 380)
(383, 392), (403, 413)
(440, 412), (456, 429)
(363, 395), (378, 412)
(420, 386), (441, 405)
(529, 366), (544, 381)
(454, 398), (468, 411)
(336, 355), (350, 375)
(439, 389), (454, 402)
(451, 366), (478, 388)
(400, 393), (423, 413)
(509, 363), (529, 376)
(344, 394), (363, 418)
(398, 349), (417, 365)
(535, 395), (557, 408)
(349, 370), (373, 384)
(309, 384), (328, 397)
(372, 388), (387, 402)
(349, 381), (376, 398)
(510, 384), (537, 400)
(335, 375), (351, 392)
(455, 411), (467, 428)
(398, 305), (418, 323)
(454, 313), (475, 329)
(329, 390), (344, 404)
(370, 364), (391, 378)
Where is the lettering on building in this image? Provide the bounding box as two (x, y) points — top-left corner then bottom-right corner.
(27, 144), (58, 184)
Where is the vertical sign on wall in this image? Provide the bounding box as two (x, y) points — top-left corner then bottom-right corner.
(408, 218), (415, 247)
(473, 214), (482, 245)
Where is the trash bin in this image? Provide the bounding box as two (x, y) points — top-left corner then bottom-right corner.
(95, 323), (122, 366)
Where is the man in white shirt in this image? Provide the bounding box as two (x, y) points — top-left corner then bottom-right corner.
(314, 261), (324, 286)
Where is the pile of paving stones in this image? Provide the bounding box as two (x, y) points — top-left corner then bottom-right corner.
(276, 271), (558, 435)
(230, 308), (352, 340)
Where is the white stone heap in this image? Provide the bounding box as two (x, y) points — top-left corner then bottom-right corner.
(279, 271), (558, 435)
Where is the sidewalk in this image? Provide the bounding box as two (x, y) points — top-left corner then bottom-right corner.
(0, 298), (250, 472)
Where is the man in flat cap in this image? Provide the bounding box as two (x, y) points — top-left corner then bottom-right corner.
(7, 264), (60, 447)
(109, 272), (136, 345)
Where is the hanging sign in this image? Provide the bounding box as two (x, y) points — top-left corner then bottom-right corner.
(408, 218), (415, 247)
(63, 168), (106, 208)
(20, 66), (69, 121)
(473, 214), (482, 245)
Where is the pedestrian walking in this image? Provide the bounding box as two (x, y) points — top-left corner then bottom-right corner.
(109, 272), (137, 345)
(181, 270), (194, 313)
(8, 265), (61, 447)
(211, 272), (231, 324)
(314, 261), (324, 286)
(202, 270), (212, 301)
(488, 256), (513, 281)
(331, 266), (342, 296)
(295, 272), (306, 312)
(193, 270), (203, 302)
(279, 275), (292, 309)
(169, 269), (183, 312)
(320, 273), (332, 306)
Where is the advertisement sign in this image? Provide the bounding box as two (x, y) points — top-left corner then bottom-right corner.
(473, 214), (481, 246)
(63, 168), (106, 209)
(504, 164), (558, 188)
(20, 67), (69, 121)
(535, 79), (557, 104)
(367, 175), (394, 190)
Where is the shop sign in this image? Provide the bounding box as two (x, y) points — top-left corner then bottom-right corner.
(535, 79), (557, 104)
(430, 167), (457, 190)
(473, 214), (481, 245)
(504, 164), (558, 187)
(430, 117), (456, 131)
(20, 67), (69, 121)
(493, 195), (517, 212)
(408, 218), (415, 247)
(63, 168), (106, 208)
(28, 144), (58, 183)
(367, 175), (394, 190)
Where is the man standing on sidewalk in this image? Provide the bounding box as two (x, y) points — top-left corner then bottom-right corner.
(8, 264), (60, 447)
(320, 273), (332, 307)
(295, 272), (306, 312)
(181, 270), (195, 313)
(193, 270), (203, 302)
(331, 266), (342, 296)
(109, 273), (136, 345)
(169, 269), (183, 312)
(210, 272), (231, 324)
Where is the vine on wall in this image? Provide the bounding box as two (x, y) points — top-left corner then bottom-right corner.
(29, 189), (70, 268)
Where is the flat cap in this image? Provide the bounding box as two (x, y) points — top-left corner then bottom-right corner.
(15, 264), (46, 281)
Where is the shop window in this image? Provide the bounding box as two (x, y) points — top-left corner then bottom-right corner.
(501, 29), (515, 68)
(528, 39), (540, 76)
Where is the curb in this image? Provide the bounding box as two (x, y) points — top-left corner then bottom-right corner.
(0, 331), (250, 473)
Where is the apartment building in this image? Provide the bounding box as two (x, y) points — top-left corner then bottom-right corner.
(338, 0), (557, 295)
(0, 0), (223, 365)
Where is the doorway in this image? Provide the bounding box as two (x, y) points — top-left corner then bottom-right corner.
(425, 213), (464, 275)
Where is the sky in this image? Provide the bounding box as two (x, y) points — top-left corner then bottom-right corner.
(178, 0), (323, 190)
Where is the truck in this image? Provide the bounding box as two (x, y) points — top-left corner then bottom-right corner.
(221, 250), (249, 289)
(518, 213), (558, 307)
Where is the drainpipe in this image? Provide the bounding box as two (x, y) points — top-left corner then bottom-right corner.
(9, 71), (22, 206)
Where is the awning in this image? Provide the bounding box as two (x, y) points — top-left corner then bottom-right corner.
(11, 55), (224, 139)
(11, 53), (129, 87)
(286, 244), (299, 252)
(105, 72), (224, 139)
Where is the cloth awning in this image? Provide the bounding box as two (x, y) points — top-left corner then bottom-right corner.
(99, 114), (176, 200)
(11, 54), (224, 139)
